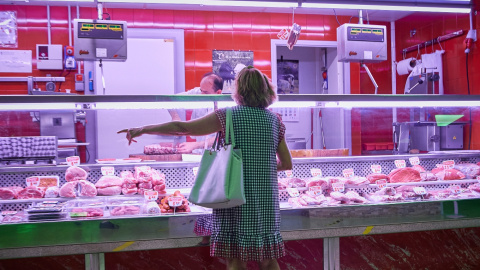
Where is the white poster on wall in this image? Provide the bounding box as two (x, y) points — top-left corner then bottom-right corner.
(0, 50), (32, 73)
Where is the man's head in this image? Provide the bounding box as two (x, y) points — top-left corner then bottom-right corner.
(200, 73), (223, 94)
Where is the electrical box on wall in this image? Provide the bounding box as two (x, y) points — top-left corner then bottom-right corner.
(36, 44), (63, 70)
(73, 19), (127, 61)
(337, 23), (387, 63)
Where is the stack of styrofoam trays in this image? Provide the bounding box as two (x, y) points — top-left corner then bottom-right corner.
(0, 136), (57, 159)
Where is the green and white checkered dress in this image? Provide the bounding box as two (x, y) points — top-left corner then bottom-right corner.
(211, 105), (286, 262)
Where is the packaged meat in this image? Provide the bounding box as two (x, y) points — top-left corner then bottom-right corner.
(78, 180), (97, 197)
(95, 175), (123, 188)
(65, 166), (88, 182)
(120, 171), (137, 184)
(412, 165), (426, 173)
(138, 182), (153, 190)
(134, 166), (153, 183)
(144, 201), (161, 214)
(122, 186), (138, 195)
(454, 163), (480, 179)
(0, 186), (23, 200)
(153, 184), (167, 194)
(44, 186), (60, 198)
(97, 186), (122, 196)
(59, 181), (78, 198)
(17, 186), (45, 199)
(137, 188), (152, 196)
(2, 212), (26, 223)
(434, 169), (465, 181)
(366, 173), (389, 184)
(151, 169), (166, 186)
(110, 205), (141, 216)
(388, 167), (422, 183)
(67, 199), (105, 218)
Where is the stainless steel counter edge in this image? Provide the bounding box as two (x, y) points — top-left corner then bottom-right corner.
(1, 217), (479, 259)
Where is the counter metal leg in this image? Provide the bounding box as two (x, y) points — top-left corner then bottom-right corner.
(323, 237), (340, 270)
(85, 253), (105, 270)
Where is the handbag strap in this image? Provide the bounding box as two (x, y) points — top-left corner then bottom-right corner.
(225, 107), (235, 147)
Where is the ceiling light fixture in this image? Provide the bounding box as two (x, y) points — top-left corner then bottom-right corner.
(302, 3), (471, 13)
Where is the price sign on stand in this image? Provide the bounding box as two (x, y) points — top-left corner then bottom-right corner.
(144, 190), (159, 201)
(442, 160), (455, 169)
(376, 179), (387, 189)
(26, 176), (40, 187)
(101, 167), (115, 176)
(286, 188), (300, 197)
(192, 167), (199, 177)
(413, 187), (427, 195)
(168, 196), (183, 208)
(285, 170), (293, 178)
(308, 186), (322, 196)
(450, 185), (461, 194)
(371, 165), (382, 174)
(409, 157), (420, 166)
(342, 168), (354, 178)
(332, 182), (345, 192)
(394, 160), (406, 168)
(66, 156), (80, 166)
(310, 168), (322, 178)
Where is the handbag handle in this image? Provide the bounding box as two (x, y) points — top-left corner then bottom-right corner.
(225, 107), (235, 147)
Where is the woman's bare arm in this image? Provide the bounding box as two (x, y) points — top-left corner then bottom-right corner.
(276, 139), (293, 171)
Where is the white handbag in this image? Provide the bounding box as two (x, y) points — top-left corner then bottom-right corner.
(188, 108), (246, 209)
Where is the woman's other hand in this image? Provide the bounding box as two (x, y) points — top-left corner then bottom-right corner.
(117, 127), (142, 145)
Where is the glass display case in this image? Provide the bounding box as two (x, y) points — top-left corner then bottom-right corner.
(1, 94), (480, 263)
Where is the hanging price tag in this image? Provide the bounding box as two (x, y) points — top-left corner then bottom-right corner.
(277, 28), (289, 40)
(66, 156), (80, 166)
(168, 196), (183, 207)
(286, 188), (300, 197)
(192, 167), (199, 177)
(101, 167), (115, 176)
(409, 157), (420, 166)
(26, 176), (40, 187)
(1, 211), (17, 215)
(332, 182), (345, 192)
(394, 160), (406, 168)
(310, 168), (322, 178)
(371, 165), (382, 174)
(342, 168), (354, 178)
(144, 190), (159, 201)
(285, 170), (293, 178)
(376, 179), (387, 189)
(413, 187), (427, 195)
(449, 185), (461, 194)
(442, 160), (455, 169)
(308, 186), (322, 196)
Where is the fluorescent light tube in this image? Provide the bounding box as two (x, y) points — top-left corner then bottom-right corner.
(102, 0), (296, 8)
(302, 3), (471, 13)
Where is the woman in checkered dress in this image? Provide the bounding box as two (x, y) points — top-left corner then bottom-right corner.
(118, 67), (292, 270)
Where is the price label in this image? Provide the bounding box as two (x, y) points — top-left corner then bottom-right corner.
(101, 167), (115, 176)
(144, 190), (159, 201)
(376, 179), (387, 189)
(394, 160), (406, 168)
(285, 170), (293, 178)
(332, 182), (345, 192)
(308, 186), (322, 196)
(26, 176), (40, 187)
(450, 185), (461, 194)
(310, 168), (322, 178)
(66, 156), (80, 166)
(1, 211), (17, 215)
(342, 168), (354, 178)
(409, 157), (420, 166)
(371, 165), (382, 174)
(192, 167), (199, 177)
(286, 188), (300, 197)
(442, 160), (455, 169)
(168, 196), (183, 207)
(413, 187), (427, 195)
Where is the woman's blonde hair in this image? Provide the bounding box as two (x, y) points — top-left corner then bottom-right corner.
(232, 66), (277, 108)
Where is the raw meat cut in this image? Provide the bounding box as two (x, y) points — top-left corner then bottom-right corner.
(454, 163), (480, 179)
(305, 177), (329, 190)
(345, 191), (368, 204)
(431, 167), (444, 174)
(151, 170), (166, 186)
(134, 166), (153, 183)
(44, 186), (59, 198)
(287, 178), (306, 188)
(366, 173), (389, 184)
(144, 144), (177, 155)
(121, 186), (138, 195)
(60, 181), (78, 198)
(110, 205), (141, 216)
(388, 167), (421, 183)
(70, 208), (104, 217)
(78, 180), (97, 197)
(65, 166), (88, 182)
(344, 176), (369, 186)
(468, 183), (480, 193)
(329, 191), (350, 203)
(396, 185), (432, 200)
(0, 186), (23, 200)
(95, 175), (123, 188)
(374, 187), (396, 196)
(17, 186), (45, 199)
(138, 182), (153, 189)
(412, 165), (426, 172)
(420, 172), (437, 181)
(97, 186), (122, 196)
(120, 171), (137, 184)
(288, 197), (308, 207)
(159, 190), (191, 213)
(434, 169), (465, 180)
(153, 184), (167, 194)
